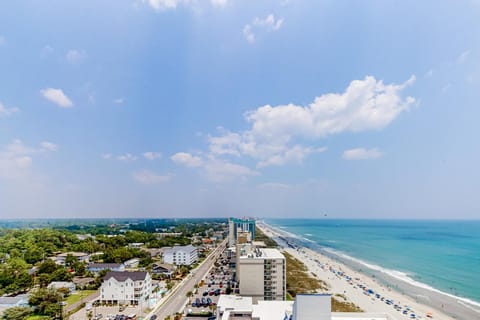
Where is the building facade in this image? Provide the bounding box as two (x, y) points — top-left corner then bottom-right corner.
(229, 218), (256, 247)
(100, 271), (152, 305)
(163, 244), (198, 266)
(237, 245), (286, 302)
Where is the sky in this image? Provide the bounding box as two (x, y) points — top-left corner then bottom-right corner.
(0, 0), (480, 219)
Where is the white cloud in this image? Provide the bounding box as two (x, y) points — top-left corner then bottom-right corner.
(40, 88), (73, 108)
(66, 49), (87, 64)
(456, 50), (470, 64)
(40, 141), (58, 152)
(143, 152), (162, 160)
(0, 139), (57, 179)
(146, 0), (181, 10)
(243, 14), (284, 43)
(342, 148), (384, 160)
(211, 0), (228, 7)
(171, 152), (257, 182)
(257, 146), (327, 168)
(0, 36), (6, 46)
(133, 170), (172, 184)
(101, 153), (113, 159)
(171, 152), (203, 167)
(117, 153), (137, 162)
(203, 159), (258, 183)
(113, 98), (125, 104)
(0, 102), (20, 117)
(143, 0), (227, 11)
(208, 76), (415, 167)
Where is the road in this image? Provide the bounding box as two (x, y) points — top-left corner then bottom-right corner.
(148, 239), (227, 320)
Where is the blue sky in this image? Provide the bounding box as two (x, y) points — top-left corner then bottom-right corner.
(0, 0), (479, 219)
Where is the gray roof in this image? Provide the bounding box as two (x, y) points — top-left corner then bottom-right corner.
(104, 271), (148, 282)
(88, 263), (123, 269)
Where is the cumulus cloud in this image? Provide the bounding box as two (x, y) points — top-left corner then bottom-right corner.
(0, 139), (56, 179)
(342, 148), (384, 160)
(203, 158), (258, 183)
(41, 88), (73, 108)
(243, 14), (284, 43)
(171, 152), (257, 182)
(171, 152), (203, 167)
(132, 170), (172, 184)
(211, 0), (228, 7)
(66, 49), (87, 64)
(40, 141), (58, 152)
(143, 152), (162, 160)
(101, 153), (113, 159)
(207, 76), (414, 167)
(117, 153), (137, 162)
(144, 0), (227, 10)
(0, 102), (19, 117)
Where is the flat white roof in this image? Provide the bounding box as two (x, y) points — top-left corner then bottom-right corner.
(252, 301), (293, 320)
(239, 248), (284, 260)
(218, 295), (253, 312)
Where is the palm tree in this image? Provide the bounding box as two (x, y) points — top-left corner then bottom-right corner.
(186, 291), (193, 303)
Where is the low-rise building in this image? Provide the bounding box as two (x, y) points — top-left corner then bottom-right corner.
(100, 271), (152, 305)
(151, 263), (175, 277)
(163, 244), (198, 266)
(53, 252), (89, 265)
(48, 281), (76, 294)
(124, 258), (140, 269)
(88, 263), (125, 273)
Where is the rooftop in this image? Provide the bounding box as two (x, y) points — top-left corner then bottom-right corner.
(104, 271), (148, 282)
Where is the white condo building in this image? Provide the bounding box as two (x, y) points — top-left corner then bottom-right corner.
(163, 244), (198, 266)
(237, 245), (286, 302)
(100, 271), (152, 305)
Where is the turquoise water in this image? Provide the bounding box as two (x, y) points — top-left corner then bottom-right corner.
(265, 219), (480, 305)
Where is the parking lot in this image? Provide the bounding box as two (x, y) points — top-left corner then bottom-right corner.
(185, 251), (238, 315)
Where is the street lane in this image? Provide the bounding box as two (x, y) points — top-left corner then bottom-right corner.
(148, 239), (227, 320)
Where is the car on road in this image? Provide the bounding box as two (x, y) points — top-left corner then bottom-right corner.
(150, 315), (158, 320)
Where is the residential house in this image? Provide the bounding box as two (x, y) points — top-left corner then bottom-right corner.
(48, 281), (76, 294)
(163, 244), (198, 266)
(151, 263), (175, 277)
(88, 263), (125, 273)
(53, 252), (89, 266)
(100, 271), (152, 305)
(124, 258), (140, 269)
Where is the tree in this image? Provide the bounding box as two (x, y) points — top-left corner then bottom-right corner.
(29, 288), (63, 317)
(2, 306), (34, 320)
(186, 291), (193, 303)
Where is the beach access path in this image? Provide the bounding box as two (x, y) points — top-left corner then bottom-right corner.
(258, 223), (456, 320)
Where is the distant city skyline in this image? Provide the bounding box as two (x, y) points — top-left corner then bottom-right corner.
(1, 1), (479, 219)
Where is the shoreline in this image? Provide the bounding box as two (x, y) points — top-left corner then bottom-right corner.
(258, 222), (480, 320)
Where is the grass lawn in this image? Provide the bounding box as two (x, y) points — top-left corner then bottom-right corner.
(26, 316), (51, 320)
(66, 290), (97, 306)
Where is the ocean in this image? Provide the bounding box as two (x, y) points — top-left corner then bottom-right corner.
(265, 219), (480, 307)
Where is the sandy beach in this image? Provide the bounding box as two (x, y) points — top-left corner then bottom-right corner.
(258, 222), (480, 320)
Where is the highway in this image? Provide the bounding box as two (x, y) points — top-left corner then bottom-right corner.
(148, 239), (227, 320)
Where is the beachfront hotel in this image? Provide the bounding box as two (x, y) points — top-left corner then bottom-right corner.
(217, 294), (398, 320)
(229, 217), (256, 246)
(236, 243), (286, 302)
